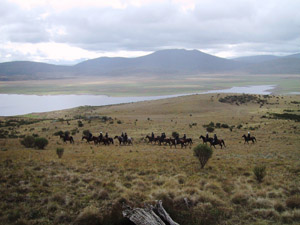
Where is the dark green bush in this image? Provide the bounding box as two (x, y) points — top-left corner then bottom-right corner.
(206, 127), (214, 133)
(34, 137), (49, 149)
(78, 120), (84, 127)
(172, 131), (179, 138)
(53, 130), (64, 136)
(253, 165), (266, 183)
(83, 130), (90, 136)
(221, 124), (229, 128)
(20, 136), (35, 148)
(193, 144), (213, 169)
(56, 148), (64, 158)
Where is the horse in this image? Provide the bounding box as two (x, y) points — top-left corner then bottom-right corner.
(242, 135), (256, 144)
(184, 138), (193, 146)
(114, 136), (133, 145)
(82, 135), (97, 143)
(145, 135), (157, 144)
(60, 134), (74, 144)
(209, 139), (226, 149)
(199, 135), (213, 144)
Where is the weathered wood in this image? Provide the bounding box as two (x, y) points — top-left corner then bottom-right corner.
(122, 201), (179, 225)
(154, 200), (180, 225)
(122, 204), (166, 225)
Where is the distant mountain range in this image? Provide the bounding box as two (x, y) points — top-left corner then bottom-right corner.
(0, 49), (299, 80)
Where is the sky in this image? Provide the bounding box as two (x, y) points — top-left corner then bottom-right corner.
(0, 0), (299, 64)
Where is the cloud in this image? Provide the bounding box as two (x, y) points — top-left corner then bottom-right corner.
(1, 0), (300, 63)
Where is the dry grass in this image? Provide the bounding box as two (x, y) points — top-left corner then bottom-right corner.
(0, 93), (300, 224)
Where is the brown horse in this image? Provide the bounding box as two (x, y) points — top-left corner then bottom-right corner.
(60, 134), (74, 144)
(210, 139), (226, 149)
(199, 135), (213, 145)
(242, 135), (256, 144)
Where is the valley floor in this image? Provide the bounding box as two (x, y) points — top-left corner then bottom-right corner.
(0, 93), (300, 225)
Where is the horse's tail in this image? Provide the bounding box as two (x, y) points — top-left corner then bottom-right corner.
(222, 140), (226, 147)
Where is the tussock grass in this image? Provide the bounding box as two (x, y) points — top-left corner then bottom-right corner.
(0, 93), (300, 224)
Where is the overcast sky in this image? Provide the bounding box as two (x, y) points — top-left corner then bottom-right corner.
(1, 0), (299, 64)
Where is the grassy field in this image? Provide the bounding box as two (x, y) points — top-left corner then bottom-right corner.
(0, 93), (300, 225)
(1, 74), (300, 96)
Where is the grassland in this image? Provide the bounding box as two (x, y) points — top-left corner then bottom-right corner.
(1, 74), (300, 96)
(0, 93), (300, 225)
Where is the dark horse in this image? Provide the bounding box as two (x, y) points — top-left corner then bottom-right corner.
(60, 134), (74, 144)
(82, 135), (97, 143)
(199, 135), (213, 144)
(210, 138), (226, 149)
(114, 136), (133, 145)
(242, 135), (256, 144)
(145, 135), (158, 144)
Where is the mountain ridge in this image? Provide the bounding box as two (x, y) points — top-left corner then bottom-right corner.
(0, 49), (299, 80)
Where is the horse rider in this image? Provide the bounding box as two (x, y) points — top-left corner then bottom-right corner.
(247, 131), (251, 139)
(99, 132), (103, 141)
(121, 132), (124, 138)
(161, 132), (166, 139)
(206, 132), (209, 140)
(151, 132), (155, 139)
(213, 134), (218, 144)
(89, 131), (93, 140)
(124, 133), (128, 142)
(105, 132), (108, 138)
(183, 134), (186, 140)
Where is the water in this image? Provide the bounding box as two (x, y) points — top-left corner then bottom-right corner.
(0, 85), (275, 116)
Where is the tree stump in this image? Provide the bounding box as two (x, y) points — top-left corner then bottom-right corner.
(122, 200), (179, 225)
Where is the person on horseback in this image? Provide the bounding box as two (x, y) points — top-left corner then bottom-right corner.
(161, 132), (166, 139)
(99, 132), (103, 141)
(124, 132), (128, 142)
(247, 131), (251, 139)
(88, 131), (93, 139)
(206, 132), (209, 140)
(105, 132), (108, 138)
(151, 132), (154, 139)
(183, 134), (186, 140)
(213, 134), (218, 144)
(121, 132), (124, 138)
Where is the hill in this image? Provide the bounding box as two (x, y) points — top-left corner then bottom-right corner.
(0, 49), (300, 80)
(0, 93), (300, 224)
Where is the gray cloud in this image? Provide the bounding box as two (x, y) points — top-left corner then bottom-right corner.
(0, 0), (300, 63)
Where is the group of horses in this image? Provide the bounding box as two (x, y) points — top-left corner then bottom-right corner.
(145, 135), (193, 148)
(59, 132), (256, 149)
(59, 133), (133, 146)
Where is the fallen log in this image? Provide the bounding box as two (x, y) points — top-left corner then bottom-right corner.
(122, 200), (179, 225)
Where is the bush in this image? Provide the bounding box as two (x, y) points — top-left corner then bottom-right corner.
(206, 127), (214, 133)
(20, 136), (35, 148)
(34, 137), (49, 149)
(193, 144), (213, 169)
(172, 131), (179, 138)
(286, 196), (300, 209)
(253, 165), (266, 183)
(56, 148), (64, 158)
(221, 123), (229, 128)
(83, 130), (90, 136)
(78, 120), (84, 127)
(53, 130), (64, 136)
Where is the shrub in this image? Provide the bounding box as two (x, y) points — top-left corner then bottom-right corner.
(286, 196), (300, 209)
(253, 165), (266, 183)
(53, 130), (64, 136)
(193, 144), (213, 169)
(221, 123), (229, 128)
(206, 127), (214, 133)
(172, 131), (179, 138)
(56, 148), (64, 159)
(73, 206), (102, 225)
(20, 136), (35, 148)
(34, 137), (49, 149)
(83, 130), (90, 136)
(78, 120), (84, 127)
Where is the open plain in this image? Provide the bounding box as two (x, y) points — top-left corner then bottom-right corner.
(0, 93), (300, 225)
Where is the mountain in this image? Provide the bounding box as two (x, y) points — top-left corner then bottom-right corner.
(0, 49), (299, 80)
(73, 49), (244, 76)
(233, 55), (280, 63)
(0, 61), (71, 80)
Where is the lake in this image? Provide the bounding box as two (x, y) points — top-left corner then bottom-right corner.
(0, 85), (275, 116)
